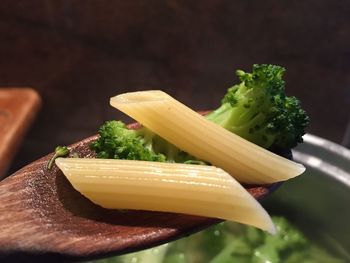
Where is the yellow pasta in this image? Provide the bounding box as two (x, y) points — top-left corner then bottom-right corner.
(110, 90), (305, 184)
(56, 158), (276, 234)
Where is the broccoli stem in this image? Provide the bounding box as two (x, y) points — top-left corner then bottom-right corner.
(47, 146), (70, 170)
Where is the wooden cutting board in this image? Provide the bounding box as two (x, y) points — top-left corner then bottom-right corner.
(0, 88), (41, 179)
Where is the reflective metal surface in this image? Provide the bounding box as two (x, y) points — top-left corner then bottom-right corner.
(263, 133), (350, 260)
(295, 134), (350, 187)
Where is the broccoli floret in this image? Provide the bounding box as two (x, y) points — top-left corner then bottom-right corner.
(90, 121), (166, 162)
(206, 64), (309, 149)
(90, 120), (202, 163)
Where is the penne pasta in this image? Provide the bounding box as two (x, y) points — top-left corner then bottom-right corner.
(110, 90), (305, 184)
(56, 158), (276, 234)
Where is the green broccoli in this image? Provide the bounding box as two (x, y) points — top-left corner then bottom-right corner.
(47, 146), (70, 170)
(90, 121), (166, 162)
(99, 216), (344, 263)
(90, 120), (203, 163)
(91, 64), (309, 163)
(206, 64), (309, 149)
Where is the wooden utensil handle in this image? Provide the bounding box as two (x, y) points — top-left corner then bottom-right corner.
(0, 88), (41, 178)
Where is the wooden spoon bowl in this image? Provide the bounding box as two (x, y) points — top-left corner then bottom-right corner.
(0, 122), (289, 263)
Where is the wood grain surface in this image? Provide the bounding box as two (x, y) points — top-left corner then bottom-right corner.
(0, 88), (41, 178)
(0, 120), (287, 263)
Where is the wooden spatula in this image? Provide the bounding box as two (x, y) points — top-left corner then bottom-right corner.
(0, 118), (288, 263)
(0, 88), (41, 178)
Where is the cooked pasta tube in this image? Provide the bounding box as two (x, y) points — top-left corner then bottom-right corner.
(110, 90), (305, 184)
(56, 158), (276, 234)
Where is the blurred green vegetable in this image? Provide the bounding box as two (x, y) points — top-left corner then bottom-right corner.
(94, 216), (344, 263)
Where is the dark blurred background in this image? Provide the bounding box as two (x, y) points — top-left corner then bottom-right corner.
(1, 1), (350, 174)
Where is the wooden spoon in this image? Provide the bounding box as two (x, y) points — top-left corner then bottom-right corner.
(0, 121), (288, 263)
